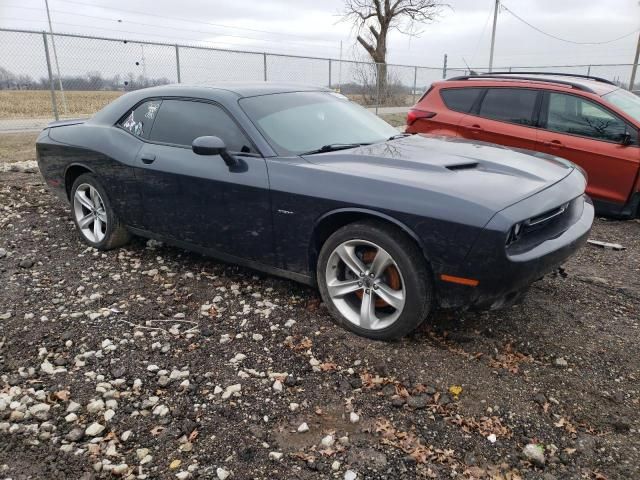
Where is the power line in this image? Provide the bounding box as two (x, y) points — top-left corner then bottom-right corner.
(0, 16), (340, 55)
(54, 0), (332, 41)
(501, 3), (640, 45)
(3, 3), (340, 49)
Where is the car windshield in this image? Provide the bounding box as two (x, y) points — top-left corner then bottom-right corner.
(239, 91), (399, 155)
(603, 88), (640, 123)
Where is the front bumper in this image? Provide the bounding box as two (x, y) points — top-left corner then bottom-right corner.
(434, 170), (594, 310)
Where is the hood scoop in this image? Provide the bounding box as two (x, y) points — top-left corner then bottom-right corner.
(446, 162), (479, 171)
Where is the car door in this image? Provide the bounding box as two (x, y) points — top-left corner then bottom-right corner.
(458, 87), (541, 151)
(138, 98), (273, 263)
(537, 92), (640, 206)
(107, 98), (163, 228)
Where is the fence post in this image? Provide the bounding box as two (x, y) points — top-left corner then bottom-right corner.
(587, 65), (591, 76)
(412, 66), (418, 104)
(175, 44), (181, 83)
(442, 53), (447, 79)
(263, 53), (267, 82)
(375, 63), (380, 115)
(42, 32), (59, 121)
(328, 59), (332, 89)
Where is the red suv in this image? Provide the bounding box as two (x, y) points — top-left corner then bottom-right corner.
(407, 73), (640, 218)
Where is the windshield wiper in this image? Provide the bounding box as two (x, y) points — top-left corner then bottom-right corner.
(388, 133), (411, 141)
(300, 143), (370, 155)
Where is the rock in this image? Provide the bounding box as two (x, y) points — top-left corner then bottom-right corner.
(111, 366), (126, 378)
(554, 357), (568, 369)
(487, 433), (497, 443)
(175, 472), (191, 480)
(284, 319), (296, 328)
(289, 402), (300, 412)
(349, 412), (360, 424)
(85, 422), (106, 437)
(523, 443), (545, 467)
(121, 430), (133, 441)
(391, 396), (405, 408)
(534, 393), (547, 405)
(216, 467), (230, 480)
(104, 409), (116, 421)
(28, 403), (51, 420)
(66, 427), (85, 442)
(136, 448), (150, 460)
(407, 394), (428, 409)
(272, 380), (283, 392)
(158, 376), (170, 387)
(0, 248), (6, 258)
(320, 434), (335, 448)
(111, 464), (128, 475)
(87, 399), (105, 413)
(221, 384), (242, 400)
(348, 448), (387, 469)
(345, 470), (357, 480)
(252, 333), (263, 341)
(269, 451), (283, 461)
(297, 422), (309, 433)
(65, 413), (78, 423)
(19, 258), (35, 269)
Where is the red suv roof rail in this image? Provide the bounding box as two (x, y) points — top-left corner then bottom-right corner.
(446, 74), (601, 94)
(478, 71), (617, 86)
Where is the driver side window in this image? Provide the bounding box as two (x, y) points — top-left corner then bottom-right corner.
(148, 99), (255, 153)
(546, 93), (629, 143)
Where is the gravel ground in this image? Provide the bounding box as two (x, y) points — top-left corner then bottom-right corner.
(0, 170), (639, 480)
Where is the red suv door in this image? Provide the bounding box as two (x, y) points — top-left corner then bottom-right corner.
(537, 92), (640, 206)
(457, 88), (541, 151)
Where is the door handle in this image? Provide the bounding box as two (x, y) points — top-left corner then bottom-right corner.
(468, 124), (483, 133)
(141, 154), (156, 164)
(544, 140), (563, 149)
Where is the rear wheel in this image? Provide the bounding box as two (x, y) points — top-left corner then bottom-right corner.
(317, 221), (432, 340)
(70, 173), (130, 250)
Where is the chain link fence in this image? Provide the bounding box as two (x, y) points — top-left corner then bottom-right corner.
(0, 27), (637, 132)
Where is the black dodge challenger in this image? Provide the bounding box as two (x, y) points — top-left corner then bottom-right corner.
(36, 83), (594, 340)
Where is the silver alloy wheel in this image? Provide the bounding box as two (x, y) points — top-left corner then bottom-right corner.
(73, 183), (107, 243)
(325, 239), (406, 330)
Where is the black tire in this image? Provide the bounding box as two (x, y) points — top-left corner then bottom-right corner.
(317, 220), (433, 340)
(70, 173), (130, 250)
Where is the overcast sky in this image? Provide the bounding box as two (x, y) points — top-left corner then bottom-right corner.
(1, 0), (639, 74)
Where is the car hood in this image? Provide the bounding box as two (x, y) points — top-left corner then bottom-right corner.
(301, 134), (576, 214)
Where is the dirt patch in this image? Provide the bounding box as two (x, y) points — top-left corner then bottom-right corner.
(0, 171), (638, 479)
(0, 132), (38, 164)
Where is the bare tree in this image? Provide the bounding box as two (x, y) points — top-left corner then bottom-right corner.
(343, 0), (445, 103)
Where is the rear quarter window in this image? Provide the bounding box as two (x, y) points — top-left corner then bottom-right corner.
(118, 100), (162, 139)
(439, 88), (483, 113)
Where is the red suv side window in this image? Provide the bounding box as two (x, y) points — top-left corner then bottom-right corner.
(440, 88), (483, 113)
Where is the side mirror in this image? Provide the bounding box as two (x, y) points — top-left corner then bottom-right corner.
(620, 132), (633, 146)
(192, 136), (237, 166)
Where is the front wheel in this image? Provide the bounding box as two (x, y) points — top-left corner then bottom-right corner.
(70, 173), (130, 250)
(317, 221), (433, 340)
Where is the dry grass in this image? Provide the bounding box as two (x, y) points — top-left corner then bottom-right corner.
(0, 132), (38, 164)
(379, 112), (407, 128)
(0, 90), (122, 119)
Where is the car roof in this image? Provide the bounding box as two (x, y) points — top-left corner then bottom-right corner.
(442, 73), (619, 96)
(141, 82), (330, 98)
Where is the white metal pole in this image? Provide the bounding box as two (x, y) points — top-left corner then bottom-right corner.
(44, 0), (68, 114)
(338, 40), (343, 93)
(629, 32), (640, 91)
(488, 0), (499, 72)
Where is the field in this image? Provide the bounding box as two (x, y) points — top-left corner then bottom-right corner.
(0, 90), (122, 119)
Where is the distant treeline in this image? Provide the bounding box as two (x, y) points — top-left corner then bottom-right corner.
(0, 67), (171, 91)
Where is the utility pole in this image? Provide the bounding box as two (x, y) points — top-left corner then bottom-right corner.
(488, 0), (499, 72)
(44, 0), (68, 114)
(630, 31), (640, 91)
